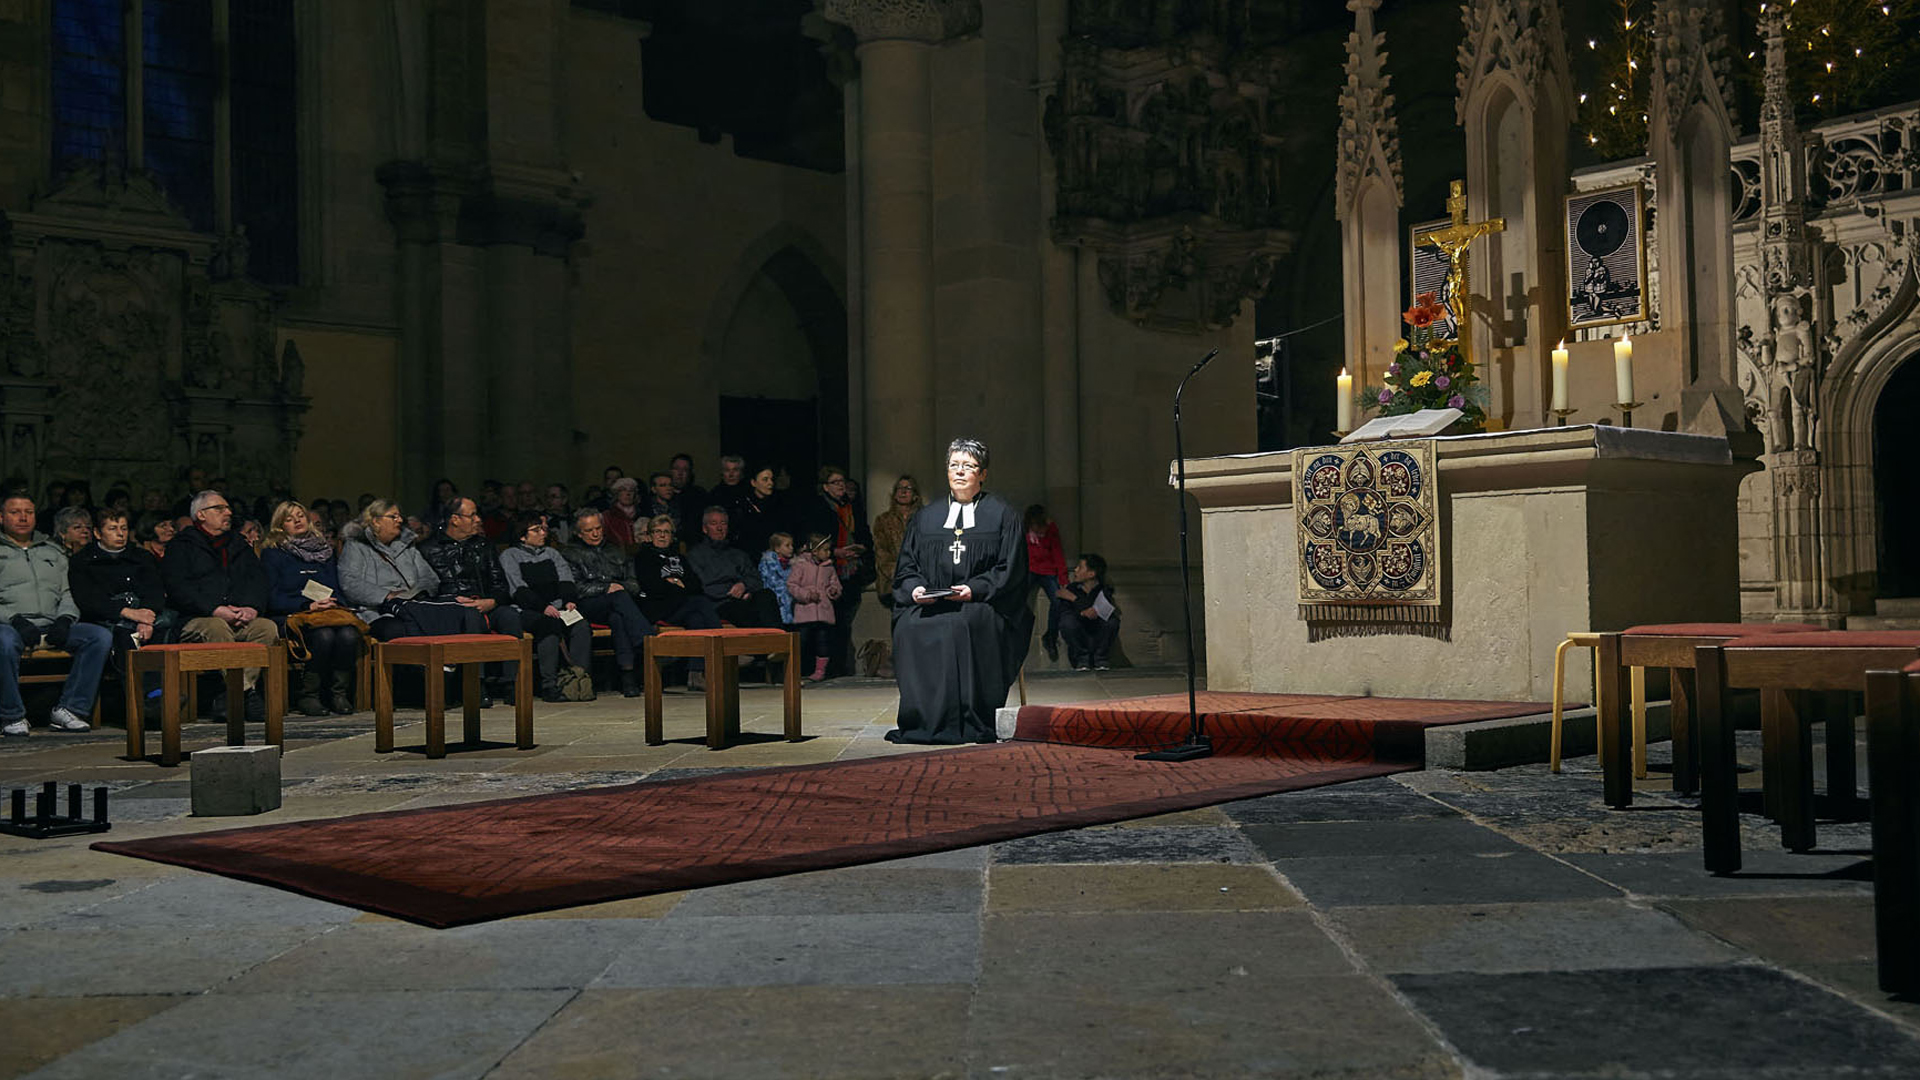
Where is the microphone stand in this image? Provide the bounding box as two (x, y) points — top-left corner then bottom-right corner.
(1138, 347), (1219, 762)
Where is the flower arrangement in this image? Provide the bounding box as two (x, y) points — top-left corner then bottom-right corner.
(1358, 292), (1488, 432)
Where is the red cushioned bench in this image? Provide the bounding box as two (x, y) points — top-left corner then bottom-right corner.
(124, 641), (288, 767)
(373, 634), (533, 759)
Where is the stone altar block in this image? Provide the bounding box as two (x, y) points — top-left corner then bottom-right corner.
(1186, 426), (1753, 703)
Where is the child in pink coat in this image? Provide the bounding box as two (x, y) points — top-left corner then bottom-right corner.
(788, 533), (844, 682)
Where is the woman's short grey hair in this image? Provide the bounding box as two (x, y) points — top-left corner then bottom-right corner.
(360, 499), (400, 531)
(609, 476), (640, 494)
(946, 437), (989, 470)
(52, 505), (91, 534)
(188, 489), (223, 517)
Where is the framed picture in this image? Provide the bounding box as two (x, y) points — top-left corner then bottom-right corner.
(1407, 218), (1459, 340)
(1565, 182), (1646, 330)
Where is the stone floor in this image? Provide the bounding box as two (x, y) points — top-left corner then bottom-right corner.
(0, 670), (1913, 1079)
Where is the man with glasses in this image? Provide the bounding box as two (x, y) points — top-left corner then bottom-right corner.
(163, 489), (279, 721)
(420, 496), (524, 700)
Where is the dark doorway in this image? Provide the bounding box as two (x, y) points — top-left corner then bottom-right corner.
(1874, 354), (1920, 597)
(721, 396), (819, 496)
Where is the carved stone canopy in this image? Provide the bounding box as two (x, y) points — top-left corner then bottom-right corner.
(819, 0), (982, 44)
(1650, 0), (1737, 144)
(1335, 0), (1403, 219)
(1067, 216), (1290, 333)
(1454, 0), (1574, 125)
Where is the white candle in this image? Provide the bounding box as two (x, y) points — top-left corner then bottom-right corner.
(1336, 368), (1353, 432)
(1613, 335), (1634, 404)
(1551, 340), (1570, 411)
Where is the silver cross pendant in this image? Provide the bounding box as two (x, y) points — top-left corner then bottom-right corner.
(948, 537), (966, 565)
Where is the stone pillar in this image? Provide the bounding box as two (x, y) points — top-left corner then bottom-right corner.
(1335, 0), (1404, 398)
(822, 1), (982, 497)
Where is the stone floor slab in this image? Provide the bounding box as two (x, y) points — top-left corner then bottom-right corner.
(218, 919), (655, 992)
(665, 867), (982, 919)
(23, 988), (573, 1080)
(1272, 851), (1622, 907)
(593, 913), (978, 988)
(1221, 778), (1459, 824)
(488, 986), (973, 1079)
(1394, 965), (1920, 1078)
(0, 924), (334, 998)
(1243, 816), (1528, 860)
(987, 863), (1302, 914)
(1328, 900), (1743, 975)
(988, 825), (1261, 865)
(1658, 896), (1877, 967)
(22, 868), (360, 931)
(1564, 850), (1874, 899)
(0, 995), (187, 1078)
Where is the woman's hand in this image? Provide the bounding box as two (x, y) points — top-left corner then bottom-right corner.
(911, 586), (936, 605)
(310, 597), (338, 611)
(950, 584), (973, 602)
(543, 604), (562, 619)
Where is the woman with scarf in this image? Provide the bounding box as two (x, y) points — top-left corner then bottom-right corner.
(262, 500), (363, 715)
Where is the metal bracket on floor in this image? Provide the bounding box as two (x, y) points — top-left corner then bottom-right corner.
(1, 782), (111, 839)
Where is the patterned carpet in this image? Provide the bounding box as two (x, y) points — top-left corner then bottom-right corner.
(93, 693), (1550, 928)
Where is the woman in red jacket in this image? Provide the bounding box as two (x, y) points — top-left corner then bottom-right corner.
(1023, 504), (1068, 661)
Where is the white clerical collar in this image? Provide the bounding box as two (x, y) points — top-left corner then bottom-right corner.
(942, 498), (977, 530)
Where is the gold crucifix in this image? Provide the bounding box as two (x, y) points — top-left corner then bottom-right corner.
(1413, 180), (1505, 368)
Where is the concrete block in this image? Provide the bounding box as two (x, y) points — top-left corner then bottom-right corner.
(191, 745), (283, 816)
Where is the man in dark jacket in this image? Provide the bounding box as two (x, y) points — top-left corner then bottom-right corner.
(163, 490), (279, 720)
(418, 496), (522, 695)
(686, 507), (781, 627)
(561, 508), (653, 696)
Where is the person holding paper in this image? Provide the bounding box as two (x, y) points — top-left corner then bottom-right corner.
(262, 500), (364, 716)
(885, 437), (1028, 745)
(1055, 553), (1120, 671)
(498, 513), (594, 703)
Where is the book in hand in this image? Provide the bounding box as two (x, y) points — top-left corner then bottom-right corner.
(919, 587), (958, 600)
(559, 608), (585, 626)
(1339, 407), (1463, 444)
(300, 579), (335, 602)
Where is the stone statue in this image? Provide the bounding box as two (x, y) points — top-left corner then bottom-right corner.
(1762, 291), (1817, 453)
(279, 340), (305, 398)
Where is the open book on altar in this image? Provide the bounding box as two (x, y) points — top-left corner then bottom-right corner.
(1339, 407), (1462, 444)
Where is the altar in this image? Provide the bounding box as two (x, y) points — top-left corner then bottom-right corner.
(1184, 426), (1754, 702)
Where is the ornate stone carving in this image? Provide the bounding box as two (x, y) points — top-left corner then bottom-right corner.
(280, 341), (305, 398)
(1335, 0), (1403, 220)
(1045, 3), (1294, 331)
(38, 243), (175, 466)
(1651, 0), (1737, 143)
(819, 0), (981, 44)
(1454, 0), (1572, 125)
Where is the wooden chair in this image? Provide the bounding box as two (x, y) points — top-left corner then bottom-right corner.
(1694, 630), (1920, 874)
(124, 641), (288, 767)
(373, 634), (533, 759)
(644, 628), (801, 750)
(19, 646), (104, 728)
(1595, 622), (1824, 808)
(1864, 658), (1920, 994)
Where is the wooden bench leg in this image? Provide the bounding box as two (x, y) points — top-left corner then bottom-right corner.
(1697, 645), (1741, 874)
(514, 636), (534, 750)
(463, 664), (482, 746)
(225, 668), (245, 747)
(124, 655), (144, 762)
(374, 645), (395, 753)
(160, 657), (183, 768)
(784, 631), (802, 742)
(1671, 667), (1698, 795)
(1772, 690), (1816, 853)
(424, 645), (446, 759)
(1824, 689), (1858, 817)
(1630, 665), (1648, 780)
(1867, 670), (1920, 994)
(644, 636), (664, 746)
(705, 637), (727, 750)
(265, 644), (286, 751)
(1597, 634), (1634, 809)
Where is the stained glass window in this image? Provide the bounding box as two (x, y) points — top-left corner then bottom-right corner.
(142, 0), (216, 231)
(231, 0), (299, 284)
(50, 0), (126, 172)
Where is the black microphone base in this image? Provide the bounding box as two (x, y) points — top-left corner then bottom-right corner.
(1136, 737), (1213, 762)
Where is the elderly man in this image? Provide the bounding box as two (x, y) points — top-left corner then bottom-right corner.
(561, 508), (654, 697)
(162, 489), (280, 721)
(0, 495), (109, 735)
(419, 496), (523, 700)
(686, 507), (781, 627)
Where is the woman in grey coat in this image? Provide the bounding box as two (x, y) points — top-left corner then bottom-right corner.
(338, 500), (481, 640)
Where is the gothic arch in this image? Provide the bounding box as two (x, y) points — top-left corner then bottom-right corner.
(1820, 297), (1920, 596)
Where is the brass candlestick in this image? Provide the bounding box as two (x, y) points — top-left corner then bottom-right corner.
(1551, 407), (1578, 427)
(1614, 401), (1645, 428)
(1331, 430), (1349, 442)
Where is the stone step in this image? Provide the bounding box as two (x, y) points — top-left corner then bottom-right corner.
(1872, 597), (1920, 618)
(1845, 614), (1920, 631)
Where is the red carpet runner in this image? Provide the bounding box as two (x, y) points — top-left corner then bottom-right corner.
(94, 693), (1549, 927)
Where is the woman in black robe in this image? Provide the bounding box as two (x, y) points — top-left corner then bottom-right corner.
(885, 437), (1028, 744)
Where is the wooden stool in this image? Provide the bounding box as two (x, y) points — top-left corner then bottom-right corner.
(1695, 630), (1920, 874)
(1865, 658), (1920, 994)
(373, 634), (533, 758)
(124, 641), (287, 767)
(1596, 622), (1823, 807)
(644, 628), (801, 750)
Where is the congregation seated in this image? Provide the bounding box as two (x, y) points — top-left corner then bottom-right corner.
(643, 472), (686, 539)
(633, 515), (723, 631)
(419, 496), (523, 697)
(337, 500), (484, 640)
(134, 512), (175, 560)
(602, 477), (645, 550)
(498, 513), (592, 703)
(669, 454), (707, 521)
(687, 507), (782, 627)
(261, 500), (362, 716)
(542, 484), (575, 546)
(0, 494), (109, 736)
(51, 505), (93, 556)
(69, 507), (171, 656)
(708, 455), (749, 522)
(163, 489), (281, 721)
(561, 508), (654, 697)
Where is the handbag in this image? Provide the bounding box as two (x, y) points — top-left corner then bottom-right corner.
(555, 640), (597, 701)
(284, 608), (371, 661)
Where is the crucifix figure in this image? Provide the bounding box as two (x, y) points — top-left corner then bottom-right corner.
(949, 536), (967, 565)
(1413, 180), (1505, 368)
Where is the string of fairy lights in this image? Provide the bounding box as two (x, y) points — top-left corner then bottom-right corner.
(1575, 0), (1920, 162)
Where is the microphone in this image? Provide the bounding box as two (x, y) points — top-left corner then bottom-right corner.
(1188, 348), (1220, 377)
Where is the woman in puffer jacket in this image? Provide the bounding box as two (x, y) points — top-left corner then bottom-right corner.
(498, 512), (593, 702)
(338, 499), (481, 640)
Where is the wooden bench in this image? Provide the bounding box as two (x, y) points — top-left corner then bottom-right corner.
(19, 646), (104, 728)
(373, 634), (533, 759)
(643, 627), (800, 750)
(1695, 630), (1920, 874)
(1595, 622), (1825, 807)
(1864, 657), (1920, 994)
(124, 641), (288, 767)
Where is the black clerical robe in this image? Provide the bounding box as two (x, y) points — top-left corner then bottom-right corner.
(886, 492), (1028, 744)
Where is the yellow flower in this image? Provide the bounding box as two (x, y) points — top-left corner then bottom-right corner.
(1409, 370), (1434, 387)
(1393, 338), (1409, 352)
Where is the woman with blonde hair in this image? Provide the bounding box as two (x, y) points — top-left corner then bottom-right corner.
(871, 474), (922, 607)
(261, 500), (364, 715)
